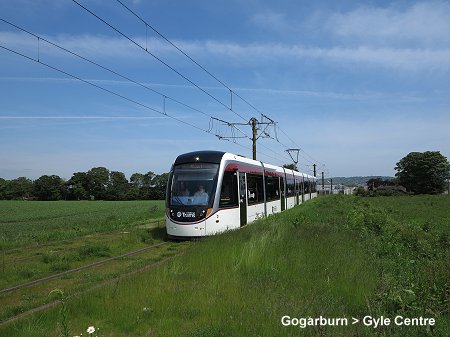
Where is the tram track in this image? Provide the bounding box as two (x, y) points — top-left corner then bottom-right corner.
(0, 250), (185, 326)
(0, 241), (169, 295)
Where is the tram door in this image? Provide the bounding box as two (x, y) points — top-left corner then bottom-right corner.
(301, 179), (305, 203)
(280, 177), (285, 211)
(239, 172), (247, 227)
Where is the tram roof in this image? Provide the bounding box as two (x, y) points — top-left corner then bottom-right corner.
(173, 150), (316, 180)
(174, 151), (226, 165)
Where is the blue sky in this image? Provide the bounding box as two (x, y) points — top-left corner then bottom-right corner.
(1, 0), (449, 180)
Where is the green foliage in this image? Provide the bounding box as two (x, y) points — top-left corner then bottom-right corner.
(77, 243), (111, 259)
(346, 196), (449, 336)
(282, 163), (297, 170)
(0, 177), (7, 200)
(323, 176), (394, 187)
(49, 289), (70, 337)
(1, 168), (170, 201)
(2, 177), (34, 199)
(86, 167), (110, 200)
(0, 200), (165, 249)
(33, 174), (65, 200)
(355, 187), (408, 197)
(395, 151), (450, 194)
(2, 196), (448, 337)
(49, 261), (71, 272)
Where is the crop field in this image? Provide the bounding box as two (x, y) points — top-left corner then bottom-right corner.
(0, 200), (192, 325)
(0, 200), (166, 249)
(0, 195), (449, 336)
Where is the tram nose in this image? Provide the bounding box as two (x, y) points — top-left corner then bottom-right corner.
(166, 219), (206, 237)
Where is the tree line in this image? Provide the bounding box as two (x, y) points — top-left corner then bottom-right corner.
(0, 167), (169, 201)
(357, 151), (450, 196)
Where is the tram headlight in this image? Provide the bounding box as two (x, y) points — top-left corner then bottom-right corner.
(206, 208), (213, 217)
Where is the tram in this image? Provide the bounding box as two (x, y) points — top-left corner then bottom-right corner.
(165, 151), (317, 239)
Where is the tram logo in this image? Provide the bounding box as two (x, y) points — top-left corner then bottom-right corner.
(177, 211), (196, 218)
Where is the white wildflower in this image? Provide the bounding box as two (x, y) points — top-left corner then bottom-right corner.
(87, 326), (96, 334)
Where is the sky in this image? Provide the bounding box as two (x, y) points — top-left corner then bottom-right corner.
(1, 0), (449, 180)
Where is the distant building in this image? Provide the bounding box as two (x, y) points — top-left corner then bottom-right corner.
(317, 184), (353, 195)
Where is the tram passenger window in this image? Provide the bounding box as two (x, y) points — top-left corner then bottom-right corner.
(265, 176), (280, 201)
(220, 172), (238, 207)
(287, 178), (295, 197)
(247, 174), (264, 205)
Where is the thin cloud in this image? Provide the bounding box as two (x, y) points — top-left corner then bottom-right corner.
(201, 42), (450, 71)
(250, 12), (288, 32)
(2, 30), (450, 72)
(0, 76), (429, 102)
(0, 116), (167, 119)
(327, 2), (450, 46)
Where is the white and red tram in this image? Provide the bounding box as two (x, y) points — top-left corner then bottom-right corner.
(165, 151), (317, 239)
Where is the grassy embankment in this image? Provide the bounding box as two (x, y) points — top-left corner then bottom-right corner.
(1, 195), (449, 336)
(0, 200), (189, 323)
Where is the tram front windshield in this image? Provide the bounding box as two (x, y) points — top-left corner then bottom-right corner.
(170, 163), (219, 206)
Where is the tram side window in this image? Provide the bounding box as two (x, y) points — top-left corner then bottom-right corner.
(304, 180), (310, 193)
(247, 174), (264, 205)
(265, 175), (280, 202)
(287, 178), (295, 197)
(219, 172), (238, 207)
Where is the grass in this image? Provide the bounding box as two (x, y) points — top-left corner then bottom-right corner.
(0, 200), (165, 250)
(0, 200), (166, 289)
(0, 195), (449, 336)
(358, 195), (450, 235)
(0, 200), (172, 324)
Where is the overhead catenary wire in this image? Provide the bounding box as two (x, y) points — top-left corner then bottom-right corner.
(114, 0), (267, 125)
(71, 0), (325, 169)
(0, 18), (250, 141)
(71, 0), (248, 123)
(0, 39), (286, 164)
(2, 0), (325, 168)
(0, 19), (212, 121)
(114, 0), (290, 132)
(277, 125), (325, 166)
(0, 44), (208, 134)
(114, 0), (232, 93)
(110, 0), (325, 168)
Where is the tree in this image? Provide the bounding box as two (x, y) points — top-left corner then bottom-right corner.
(67, 172), (89, 200)
(34, 175), (64, 200)
(108, 171), (129, 200)
(86, 167), (110, 200)
(395, 151), (450, 194)
(366, 177), (395, 191)
(129, 173), (146, 200)
(4, 177), (34, 199)
(149, 173), (169, 200)
(0, 178), (6, 200)
(282, 163), (298, 171)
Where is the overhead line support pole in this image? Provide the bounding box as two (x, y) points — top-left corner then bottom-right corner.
(322, 172), (325, 194)
(251, 118), (257, 160)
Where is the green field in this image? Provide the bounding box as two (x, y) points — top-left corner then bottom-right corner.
(0, 200), (166, 250)
(0, 195), (449, 336)
(0, 200), (189, 325)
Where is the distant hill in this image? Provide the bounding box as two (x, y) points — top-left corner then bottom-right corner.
(317, 176), (394, 187)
